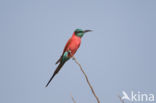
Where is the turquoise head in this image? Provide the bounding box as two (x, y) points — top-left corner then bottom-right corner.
(74, 29), (92, 38)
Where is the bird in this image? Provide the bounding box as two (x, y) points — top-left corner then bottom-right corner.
(45, 29), (92, 87)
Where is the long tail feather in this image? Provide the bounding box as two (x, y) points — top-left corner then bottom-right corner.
(45, 62), (65, 87)
(55, 58), (61, 64)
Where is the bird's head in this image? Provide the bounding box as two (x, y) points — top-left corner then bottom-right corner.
(74, 28), (92, 38)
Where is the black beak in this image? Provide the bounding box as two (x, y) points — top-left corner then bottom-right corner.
(83, 30), (92, 33)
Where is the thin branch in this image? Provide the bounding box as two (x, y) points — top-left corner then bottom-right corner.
(71, 93), (76, 103)
(72, 56), (100, 103)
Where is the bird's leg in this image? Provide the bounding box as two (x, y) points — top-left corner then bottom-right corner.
(67, 50), (71, 54)
(67, 50), (75, 60)
(67, 50), (72, 55)
(67, 50), (74, 60)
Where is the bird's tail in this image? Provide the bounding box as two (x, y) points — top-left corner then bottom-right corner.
(45, 62), (65, 87)
(55, 57), (61, 64)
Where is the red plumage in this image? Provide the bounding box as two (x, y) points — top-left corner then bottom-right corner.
(45, 33), (81, 87)
(64, 32), (81, 57)
(56, 33), (81, 64)
(46, 29), (91, 87)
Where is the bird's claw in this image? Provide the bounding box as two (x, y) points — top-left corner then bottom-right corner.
(68, 50), (71, 55)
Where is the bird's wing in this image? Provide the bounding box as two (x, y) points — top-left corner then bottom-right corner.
(55, 37), (72, 64)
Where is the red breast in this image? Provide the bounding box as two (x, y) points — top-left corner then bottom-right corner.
(67, 33), (81, 57)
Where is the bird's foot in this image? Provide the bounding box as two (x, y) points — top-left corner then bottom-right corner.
(67, 50), (72, 55)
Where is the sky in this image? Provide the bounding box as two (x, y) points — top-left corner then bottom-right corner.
(0, 0), (156, 103)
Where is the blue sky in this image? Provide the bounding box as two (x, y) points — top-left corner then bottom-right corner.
(0, 0), (156, 103)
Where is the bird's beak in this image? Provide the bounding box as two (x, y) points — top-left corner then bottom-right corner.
(83, 30), (92, 33)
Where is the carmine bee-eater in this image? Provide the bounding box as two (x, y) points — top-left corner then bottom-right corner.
(45, 29), (92, 87)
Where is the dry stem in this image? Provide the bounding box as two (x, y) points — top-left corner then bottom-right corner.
(72, 56), (100, 103)
(71, 93), (76, 103)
